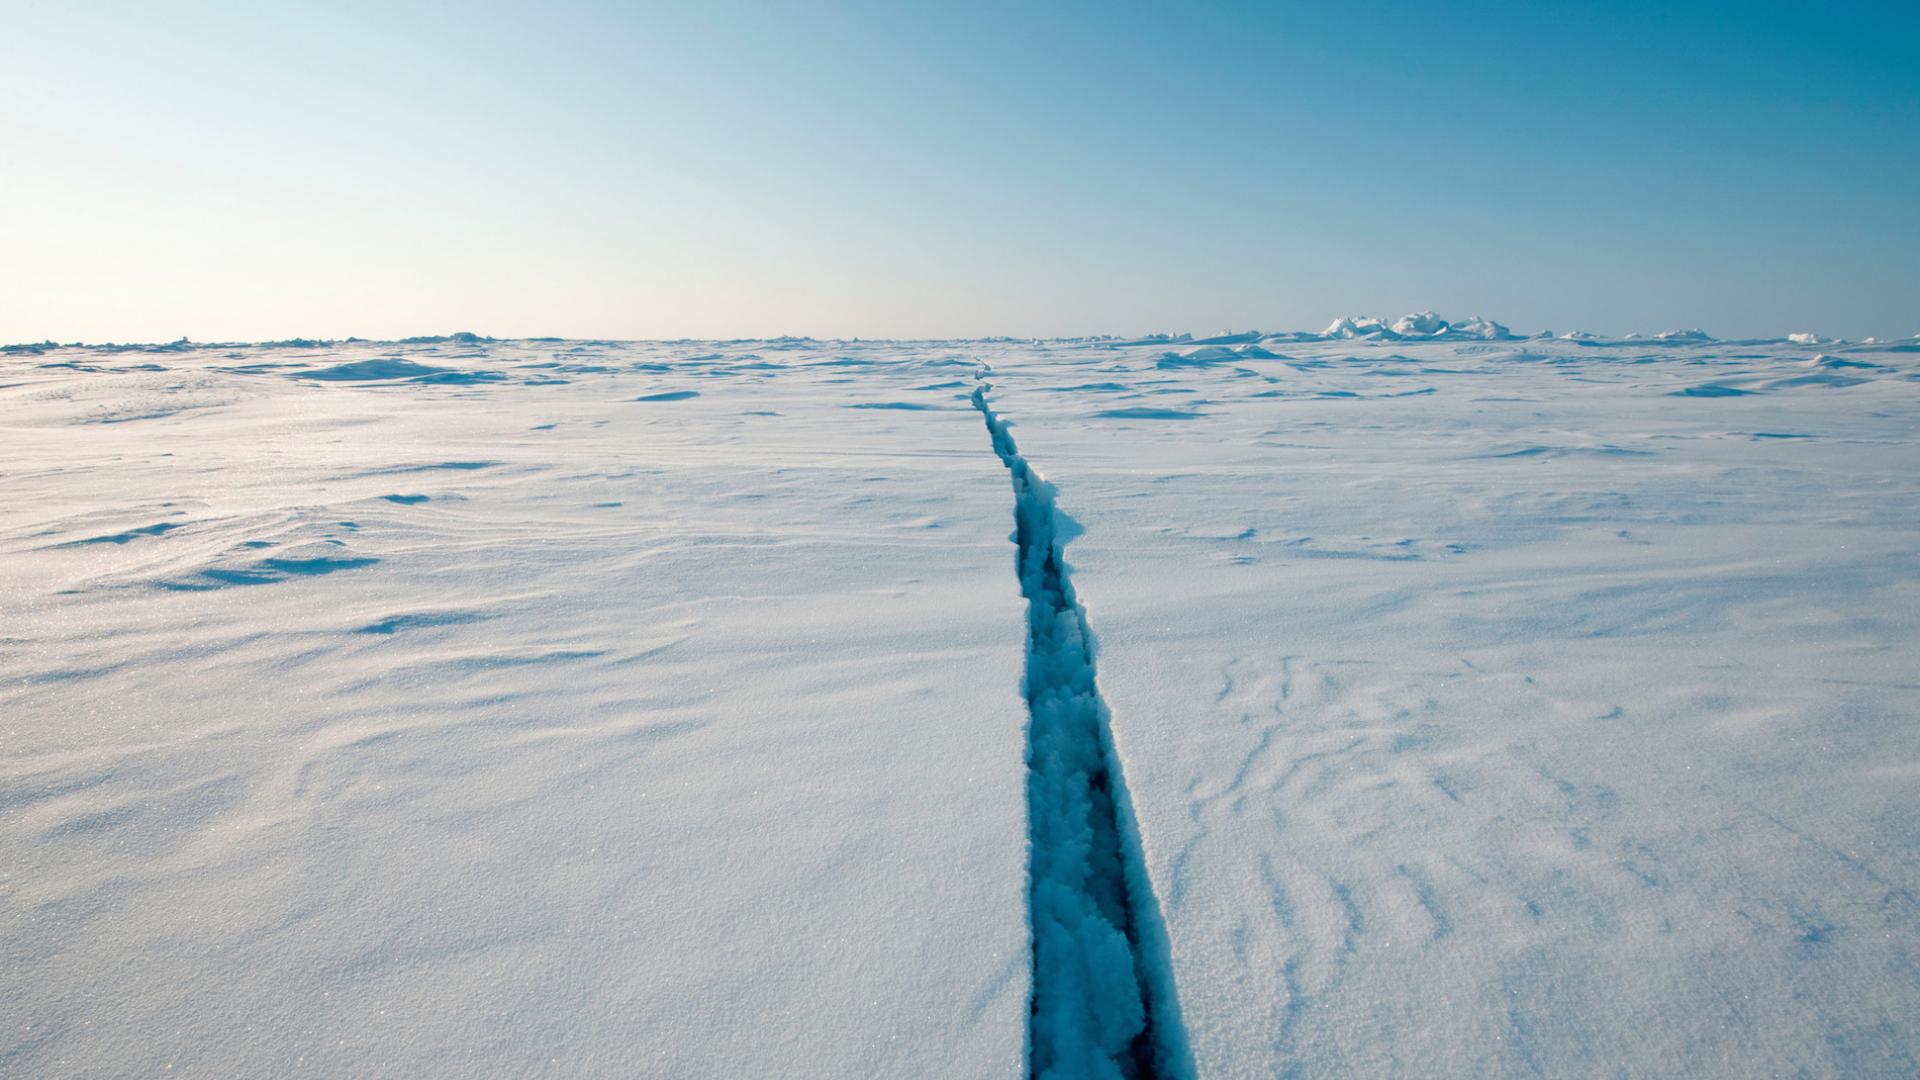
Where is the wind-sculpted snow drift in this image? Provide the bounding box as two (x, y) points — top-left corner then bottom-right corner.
(973, 375), (1191, 1080)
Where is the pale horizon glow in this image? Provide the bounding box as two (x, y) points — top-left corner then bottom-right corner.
(3, 1), (1916, 343)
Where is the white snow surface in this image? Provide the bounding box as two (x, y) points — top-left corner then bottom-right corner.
(5, 329), (1920, 1076)
(1, 340), (1029, 1076)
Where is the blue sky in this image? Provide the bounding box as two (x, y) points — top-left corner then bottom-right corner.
(3, 1), (1915, 341)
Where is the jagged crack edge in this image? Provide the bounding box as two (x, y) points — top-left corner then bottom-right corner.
(973, 375), (1194, 1080)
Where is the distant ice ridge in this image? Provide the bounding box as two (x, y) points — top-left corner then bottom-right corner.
(1173, 315), (1874, 348)
(1113, 314), (1885, 357)
(23, 320), (1911, 357)
(1146, 313), (1520, 356)
(1317, 312), (1515, 341)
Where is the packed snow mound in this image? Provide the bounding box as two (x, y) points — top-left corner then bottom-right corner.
(294, 357), (507, 384)
(1390, 311), (1452, 336)
(1320, 313), (1516, 341)
(1321, 316), (1395, 339)
(1655, 328), (1716, 342)
(1158, 343), (1283, 368)
(1788, 332), (1832, 345)
(1447, 315), (1514, 339)
(1174, 346), (1241, 363)
(1806, 354), (1884, 370)
(298, 358), (454, 381)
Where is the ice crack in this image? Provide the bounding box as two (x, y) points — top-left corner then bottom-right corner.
(972, 373), (1191, 1080)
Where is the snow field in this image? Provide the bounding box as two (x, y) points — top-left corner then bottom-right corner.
(4, 322), (1918, 1076)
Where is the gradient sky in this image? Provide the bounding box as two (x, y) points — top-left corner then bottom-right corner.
(3, 1), (1915, 342)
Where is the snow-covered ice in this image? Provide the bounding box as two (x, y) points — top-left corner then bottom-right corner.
(4, 322), (1918, 1076)
(1, 340), (1030, 1075)
(973, 329), (1920, 1077)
